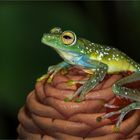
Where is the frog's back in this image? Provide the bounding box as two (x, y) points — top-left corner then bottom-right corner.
(81, 39), (140, 73)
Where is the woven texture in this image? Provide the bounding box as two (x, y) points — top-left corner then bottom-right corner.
(17, 67), (140, 140)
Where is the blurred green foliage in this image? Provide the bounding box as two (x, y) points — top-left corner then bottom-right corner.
(0, 1), (140, 138)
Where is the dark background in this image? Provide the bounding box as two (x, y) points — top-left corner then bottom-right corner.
(0, 1), (140, 138)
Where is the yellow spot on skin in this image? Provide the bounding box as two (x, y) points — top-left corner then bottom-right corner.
(67, 80), (75, 86)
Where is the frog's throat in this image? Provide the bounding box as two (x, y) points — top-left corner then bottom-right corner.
(55, 49), (82, 65)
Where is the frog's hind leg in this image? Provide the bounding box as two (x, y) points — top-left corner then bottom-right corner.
(112, 72), (140, 101)
(97, 72), (140, 131)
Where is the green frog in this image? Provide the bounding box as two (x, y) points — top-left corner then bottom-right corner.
(38, 27), (140, 132)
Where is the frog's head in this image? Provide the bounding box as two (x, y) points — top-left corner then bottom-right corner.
(41, 27), (88, 56)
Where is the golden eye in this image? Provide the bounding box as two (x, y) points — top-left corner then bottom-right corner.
(61, 31), (76, 45)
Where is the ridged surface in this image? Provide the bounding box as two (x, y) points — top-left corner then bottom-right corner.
(17, 67), (140, 140)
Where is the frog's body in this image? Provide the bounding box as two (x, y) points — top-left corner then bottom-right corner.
(85, 42), (139, 73)
(40, 27), (140, 132)
(58, 38), (139, 74)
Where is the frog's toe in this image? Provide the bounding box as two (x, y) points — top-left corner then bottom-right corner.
(113, 126), (120, 133)
(64, 96), (73, 102)
(75, 96), (85, 103)
(48, 65), (56, 72)
(64, 97), (71, 102)
(96, 116), (102, 122)
(47, 77), (53, 83)
(113, 113), (124, 133)
(96, 110), (121, 122)
(75, 98), (82, 103)
(104, 103), (119, 109)
(64, 95), (84, 102)
(46, 71), (57, 83)
(60, 68), (68, 75)
(36, 73), (49, 82)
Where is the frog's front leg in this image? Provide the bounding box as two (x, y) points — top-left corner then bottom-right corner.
(37, 61), (70, 83)
(97, 72), (140, 132)
(65, 57), (108, 102)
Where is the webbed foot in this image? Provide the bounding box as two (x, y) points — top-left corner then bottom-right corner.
(96, 102), (140, 132)
(36, 65), (56, 83)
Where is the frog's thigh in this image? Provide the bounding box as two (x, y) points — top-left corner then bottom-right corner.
(112, 72), (140, 102)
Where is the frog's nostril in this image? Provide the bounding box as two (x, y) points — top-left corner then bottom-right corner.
(41, 33), (52, 44)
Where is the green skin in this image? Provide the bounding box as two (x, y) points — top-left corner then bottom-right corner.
(39, 27), (140, 131)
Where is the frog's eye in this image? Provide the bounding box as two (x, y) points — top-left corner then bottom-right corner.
(61, 31), (76, 45)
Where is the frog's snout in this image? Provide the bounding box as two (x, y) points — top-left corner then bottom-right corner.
(41, 33), (51, 44)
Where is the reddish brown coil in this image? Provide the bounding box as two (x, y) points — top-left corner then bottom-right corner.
(17, 67), (140, 140)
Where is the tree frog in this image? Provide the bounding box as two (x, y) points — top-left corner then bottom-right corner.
(39, 27), (140, 131)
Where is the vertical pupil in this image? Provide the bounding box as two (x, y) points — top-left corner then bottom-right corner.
(63, 35), (72, 39)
